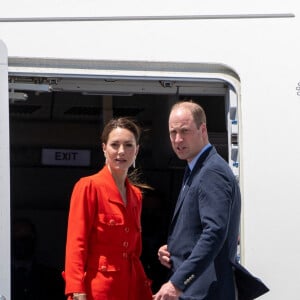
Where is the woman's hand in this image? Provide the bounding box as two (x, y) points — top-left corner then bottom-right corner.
(72, 293), (87, 300)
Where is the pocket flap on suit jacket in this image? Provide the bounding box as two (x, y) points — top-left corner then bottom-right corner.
(232, 262), (269, 300)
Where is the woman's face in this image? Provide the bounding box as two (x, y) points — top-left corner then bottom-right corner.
(102, 127), (139, 173)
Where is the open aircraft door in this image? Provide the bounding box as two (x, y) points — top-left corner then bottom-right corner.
(0, 40), (10, 300)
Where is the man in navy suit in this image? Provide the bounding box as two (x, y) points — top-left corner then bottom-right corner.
(154, 101), (267, 300)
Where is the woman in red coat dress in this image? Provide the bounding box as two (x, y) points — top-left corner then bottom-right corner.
(63, 117), (152, 300)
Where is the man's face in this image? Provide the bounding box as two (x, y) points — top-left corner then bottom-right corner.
(169, 107), (206, 162)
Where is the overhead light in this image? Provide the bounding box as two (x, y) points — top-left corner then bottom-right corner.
(9, 92), (28, 102)
(9, 82), (52, 92)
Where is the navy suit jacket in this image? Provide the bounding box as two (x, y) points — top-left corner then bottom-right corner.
(167, 146), (268, 300)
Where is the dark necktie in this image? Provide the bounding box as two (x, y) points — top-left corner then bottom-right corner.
(182, 166), (191, 186)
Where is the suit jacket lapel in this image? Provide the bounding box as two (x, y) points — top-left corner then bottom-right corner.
(170, 146), (214, 225)
(101, 165), (126, 206)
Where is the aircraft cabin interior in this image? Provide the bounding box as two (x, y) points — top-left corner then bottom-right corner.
(9, 74), (234, 295)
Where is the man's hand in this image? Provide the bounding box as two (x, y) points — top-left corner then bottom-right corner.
(157, 244), (172, 269)
(152, 281), (182, 300)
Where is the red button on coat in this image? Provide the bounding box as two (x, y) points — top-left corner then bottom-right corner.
(100, 266), (107, 272)
(109, 219), (116, 225)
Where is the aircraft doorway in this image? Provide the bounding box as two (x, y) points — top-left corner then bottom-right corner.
(9, 62), (240, 295)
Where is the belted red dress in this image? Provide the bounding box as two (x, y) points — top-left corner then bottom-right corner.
(63, 165), (152, 300)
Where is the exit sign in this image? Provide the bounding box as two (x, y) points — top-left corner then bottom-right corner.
(41, 148), (91, 166)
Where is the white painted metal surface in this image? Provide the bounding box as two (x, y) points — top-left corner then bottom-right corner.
(0, 1), (299, 298)
(0, 40), (10, 300)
